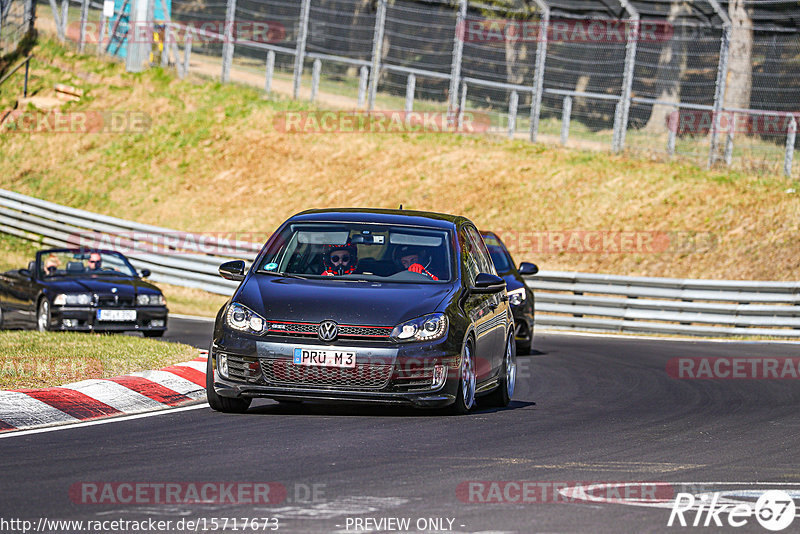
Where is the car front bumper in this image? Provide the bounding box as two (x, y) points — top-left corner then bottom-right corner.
(49, 305), (168, 333)
(210, 333), (463, 408)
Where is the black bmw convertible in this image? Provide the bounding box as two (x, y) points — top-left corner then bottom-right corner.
(208, 209), (518, 415)
(0, 248), (168, 336)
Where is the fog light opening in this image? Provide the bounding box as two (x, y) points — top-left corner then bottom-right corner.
(62, 319), (77, 328)
(150, 319), (165, 328)
(218, 353), (229, 379)
(432, 364), (447, 388)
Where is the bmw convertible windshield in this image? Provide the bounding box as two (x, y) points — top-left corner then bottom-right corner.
(257, 222), (453, 283)
(37, 250), (138, 278)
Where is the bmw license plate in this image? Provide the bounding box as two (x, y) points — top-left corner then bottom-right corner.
(293, 348), (356, 368)
(96, 309), (137, 322)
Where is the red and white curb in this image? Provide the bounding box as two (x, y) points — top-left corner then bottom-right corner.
(0, 352), (209, 433)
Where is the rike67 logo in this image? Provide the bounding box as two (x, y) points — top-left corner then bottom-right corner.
(668, 490), (796, 531)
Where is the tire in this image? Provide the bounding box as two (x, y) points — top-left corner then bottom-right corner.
(448, 338), (476, 415)
(484, 333), (517, 408)
(206, 352), (251, 413)
(143, 330), (165, 338)
(516, 340), (531, 356)
(37, 299), (51, 332)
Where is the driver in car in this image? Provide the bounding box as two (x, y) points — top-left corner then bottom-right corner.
(87, 252), (103, 271)
(321, 242), (358, 276)
(395, 245), (438, 280)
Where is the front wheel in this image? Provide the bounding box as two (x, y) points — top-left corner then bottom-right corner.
(206, 352), (252, 413)
(37, 299), (51, 332)
(484, 333), (516, 408)
(448, 338), (476, 415)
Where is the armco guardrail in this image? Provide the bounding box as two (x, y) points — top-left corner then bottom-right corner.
(2, 189), (799, 338)
(527, 271), (800, 338)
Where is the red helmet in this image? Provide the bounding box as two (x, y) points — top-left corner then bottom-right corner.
(323, 241), (358, 275)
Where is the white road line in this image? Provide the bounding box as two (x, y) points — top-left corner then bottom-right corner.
(61, 380), (164, 412)
(169, 313), (215, 323)
(127, 370), (203, 395)
(0, 391), (78, 428)
(0, 403), (209, 439)
(536, 329), (800, 345)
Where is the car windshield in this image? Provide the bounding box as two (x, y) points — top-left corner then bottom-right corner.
(482, 235), (513, 273)
(257, 222), (453, 283)
(38, 251), (138, 278)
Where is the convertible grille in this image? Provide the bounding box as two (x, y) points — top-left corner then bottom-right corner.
(259, 358), (392, 390)
(265, 321), (392, 339)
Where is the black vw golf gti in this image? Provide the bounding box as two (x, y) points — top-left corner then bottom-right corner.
(208, 209), (517, 414)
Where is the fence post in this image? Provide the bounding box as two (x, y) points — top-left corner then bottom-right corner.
(181, 29), (192, 78)
(310, 58), (321, 102)
(24, 0), (36, 35)
(264, 50), (275, 94)
(529, 0), (549, 143)
(125, 0), (152, 72)
(785, 116), (797, 179)
(705, 0), (731, 166)
(457, 81), (467, 131)
(61, 0), (68, 41)
(666, 106), (677, 155)
(292, 0), (311, 99)
(78, 0), (88, 52)
(368, 0), (387, 111)
(160, 24), (169, 65)
(508, 90), (518, 139)
(220, 0), (237, 83)
(561, 95), (572, 145)
(447, 0), (467, 123)
(724, 113), (736, 165)
(357, 65), (368, 108)
(613, 1), (639, 153)
(48, 0), (65, 41)
(404, 73), (415, 113)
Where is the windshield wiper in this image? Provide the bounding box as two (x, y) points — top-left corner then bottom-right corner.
(260, 271), (308, 280)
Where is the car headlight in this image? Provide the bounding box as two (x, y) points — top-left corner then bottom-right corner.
(508, 288), (526, 307)
(53, 293), (92, 306)
(137, 294), (166, 306)
(391, 313), (448, 343)
(226, 303), (266, 335)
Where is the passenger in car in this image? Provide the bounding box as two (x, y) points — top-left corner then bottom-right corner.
(321, 242), (358, 276)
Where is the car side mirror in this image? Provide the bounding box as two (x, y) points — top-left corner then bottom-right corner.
(140, 268), (151, 278)
(219, 260), (246, 281)
(19, 268), (32, 279)
(471, 273), (506, 294)
(518, 262), (538, 276)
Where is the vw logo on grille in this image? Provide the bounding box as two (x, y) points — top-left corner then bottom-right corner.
(318, 320), (338, 342)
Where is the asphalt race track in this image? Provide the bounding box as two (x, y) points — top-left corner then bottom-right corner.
(1, 317), (799, 533)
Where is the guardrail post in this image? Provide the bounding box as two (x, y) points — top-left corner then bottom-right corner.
(508, 90), (518, 139)
(264, 50), (275, 94)
(292, 0), (311, 99)
(367, 0), (387, 111)
(561, 95), (572, 145)
(708, 21), (731, 167)
(357, 65), (368, 108)
(447, 0), (467, 124)
(457, 81), (467, 131)
(404, 73), (415, 113)
(785, 115), (797, 179)
(529, 0), (549, 143)
(310, 58), (321, 102)
(79, 0), (89, 52)
(220, 0), (237, 83)
(724, 112), (736, 165)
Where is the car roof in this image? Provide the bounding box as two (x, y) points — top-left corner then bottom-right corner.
(288, 208), (469, 230)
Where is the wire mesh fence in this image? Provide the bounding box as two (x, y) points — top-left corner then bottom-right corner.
(0, 0), (32, 57)
(36, 0), (800, 178)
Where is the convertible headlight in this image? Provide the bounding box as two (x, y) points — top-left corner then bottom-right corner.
(226, 303), (266, 335)
(508, 288), (526, 307)
(53, 293), (92, 306)
(137, 294), (166, 306)
(391, 313), (448, 343)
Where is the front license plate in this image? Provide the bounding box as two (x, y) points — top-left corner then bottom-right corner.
(96, 309), (137, 322)
(293, 348), (356, 368)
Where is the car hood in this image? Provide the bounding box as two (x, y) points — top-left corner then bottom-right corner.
(236, 275), (457, 326)
(44, 276), (159, 294)
(500, 273), (525, 292)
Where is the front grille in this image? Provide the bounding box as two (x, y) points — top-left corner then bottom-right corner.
(96, 295), (134, 307)
(259, 358), (392, 390)
(225, 354), (262, 383)
(266, 321), (392, 339)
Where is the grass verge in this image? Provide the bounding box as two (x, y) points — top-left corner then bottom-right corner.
(0, 331), (199, 389)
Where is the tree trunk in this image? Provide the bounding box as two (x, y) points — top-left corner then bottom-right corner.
(643, 1), (689, 133)
(724, 0), (753, 110)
